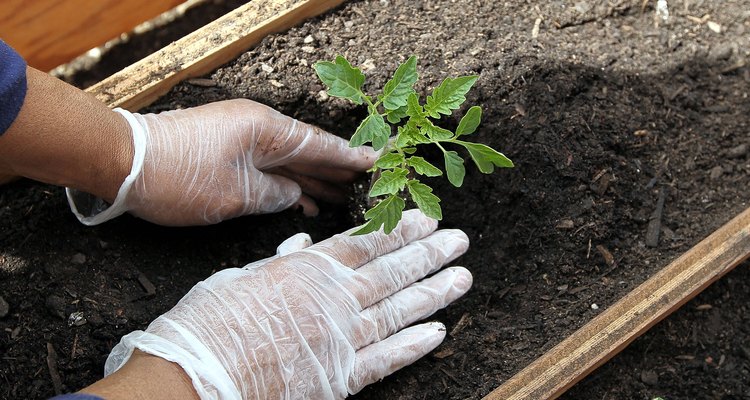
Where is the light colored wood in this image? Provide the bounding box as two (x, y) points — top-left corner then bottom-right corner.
(484, 206), (750, 400)
(85, 0), (346, 111)
(0, 0), (187, 71)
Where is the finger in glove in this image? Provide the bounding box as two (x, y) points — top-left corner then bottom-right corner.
(269, 166), (349, 204)
(349, 229), (469, 309)
(305, 209), (438, 269)
(354, 266), (472, 349)
(348, 322), (446, 394)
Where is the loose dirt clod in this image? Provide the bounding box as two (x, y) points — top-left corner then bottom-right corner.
(45, 295), (66, 320)
(71, 253), (86, 264)
(727, 144), (747, 159)
(137, 272), (157, 297)
(640, 369), (659, 385)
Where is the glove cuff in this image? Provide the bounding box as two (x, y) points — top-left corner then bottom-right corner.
(105, 330), (241, 400)
(65, 108), (147, 225)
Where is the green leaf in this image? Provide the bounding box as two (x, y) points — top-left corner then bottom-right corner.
(371, 127), (391, 151)
(386, 105), (408, 124)
(407, 156), (442, 177)
(351, 113), (390, 150)
(405, 92), (426, 120)
(458, 141), (514, 173)
(407, 180), (442, 220)
(314, 56), (366, 104)
(353, 195), (406, 235)
(423, 123), (453, 141)
(456, 106), (482, 137)
(395, 123), (429, 148)
(443, 150), (466, 187)
(375, 152), (405, 169)
(380, 56), (418, 110)
(402, 147), (417, 154)
(424, 76), (479, 118)
(369, 168), (409, 197)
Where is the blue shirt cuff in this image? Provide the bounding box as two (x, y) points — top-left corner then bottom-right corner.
(49, 394), (105, 400)
(0, 39), (27, 135)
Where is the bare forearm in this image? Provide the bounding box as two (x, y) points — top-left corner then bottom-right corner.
(80, 350), (200, 400)
(0, 67), (132, 202)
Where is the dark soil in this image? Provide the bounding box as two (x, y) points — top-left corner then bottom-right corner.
(3, 0), (750, 399)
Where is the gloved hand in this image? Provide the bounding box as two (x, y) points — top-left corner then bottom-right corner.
(66, 99), (377, 226)
(104, 210), (472, 399)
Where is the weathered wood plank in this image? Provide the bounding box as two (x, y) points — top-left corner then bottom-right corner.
(0, 0), (187, 71)
(85, 0), (346, 111)
(485, 206), (750, 400)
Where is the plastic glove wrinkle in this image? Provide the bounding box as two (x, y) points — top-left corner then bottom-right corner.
(105, 211), (471, 399)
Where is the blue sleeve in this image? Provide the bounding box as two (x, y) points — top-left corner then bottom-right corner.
(49, 395), (104, 400)
(0, 39), (27, 135)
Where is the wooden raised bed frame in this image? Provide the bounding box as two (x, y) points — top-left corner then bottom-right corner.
(0, 0), (188, 71)
(86, 0), (346, 111)
(83, 1), (750, 398)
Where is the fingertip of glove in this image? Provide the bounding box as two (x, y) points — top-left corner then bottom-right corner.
(422, 322), (447, 346)
(441, 228), (470, 244)
(402, 209), (439, 231)
(399, 322), (447, 345)
(276, 232), (313, 256)
(447, 266), (473, 293)
(431, 229), (470, 256)
(423, 321), (446, 333)
(360, 145), (379, 163)
(293, 195), (319, 217)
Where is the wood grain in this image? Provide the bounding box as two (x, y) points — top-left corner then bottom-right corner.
(0, 0), (186, 71)
(85, 0), (346, 111)
(484, 206), (750, 400)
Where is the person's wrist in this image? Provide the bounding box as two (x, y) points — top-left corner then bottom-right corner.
(93, 109), (134, 203)
(80, 349), (200, 400)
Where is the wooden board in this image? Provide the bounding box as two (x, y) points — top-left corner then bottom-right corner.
(0, 0), (187, 71)
(85, 0), (346, 111)
(484, 206), (750, 399)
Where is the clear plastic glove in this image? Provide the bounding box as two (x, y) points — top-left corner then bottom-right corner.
(104, 210), (472, 399)
(66, 99), (377, 226)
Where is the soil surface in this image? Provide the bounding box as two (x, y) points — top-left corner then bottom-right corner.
(3, 0), (750, 399)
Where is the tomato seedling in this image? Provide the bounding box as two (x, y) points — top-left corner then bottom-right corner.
(315, 55), (513, 234)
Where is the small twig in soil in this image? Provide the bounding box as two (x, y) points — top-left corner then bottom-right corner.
(600, 257), (623, 277)
(439, 367), (462, 387)
(574, 222), (595, 235)
(450, 313), (472, 337)
(433, 348), (455, 359)
(71, 333), (79, 360)
(721, 60), (747, 75)
(531, 17), (542, 39)
(497, 323), (542, 332)
(646, 186), (668, 247)
(46, 342), (63, 395)
(185, 78), (217, 87)
(646, 156), (670, 189)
